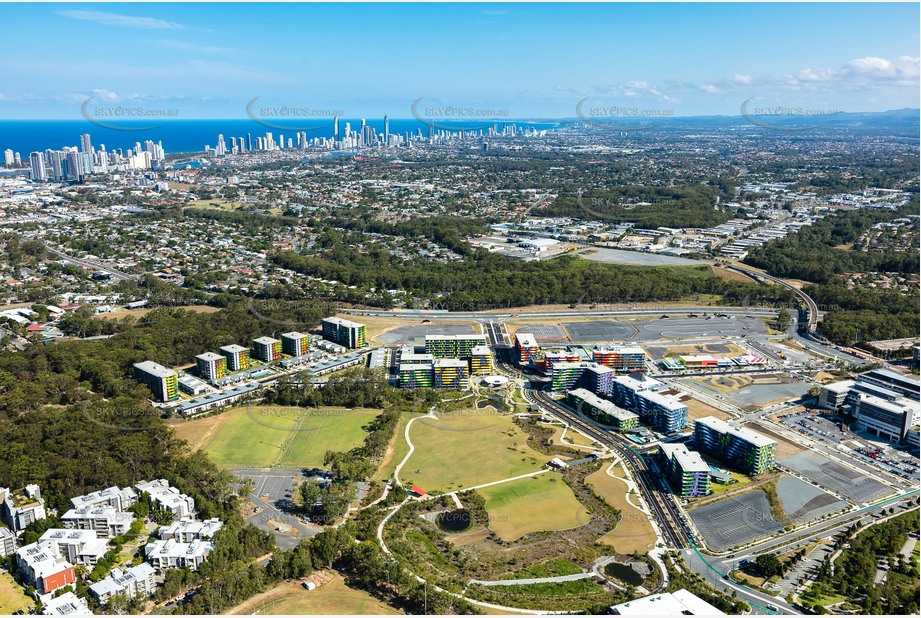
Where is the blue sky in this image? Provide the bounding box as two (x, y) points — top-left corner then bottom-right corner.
(0, 3), (918, 119)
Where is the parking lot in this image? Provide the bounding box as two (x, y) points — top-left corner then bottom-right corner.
(515, 323), (570, 345)
(232, 468), (323, 550)
(779, 410), (920, 483)
(377, 323), (477, 346)
(778, 451), (892, 503)
(690, 491), (783, 552)
(563, 320), (636, 343)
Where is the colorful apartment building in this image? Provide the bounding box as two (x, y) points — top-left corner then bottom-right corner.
(133, 361), (179, 402)
(658, 443), (711, 497)
(592, 345), (647, 372)
(424, 334), (488, 359)
(280, 332), (310, 357)
(434, 359), (470, 390)
(252, 337), (281, 362)
(515, 332), (539, 365)
(542, 350), (581, 372)
(398, 363), (434, 389)
(551, 362), (585, 392)
(694, 416), (776, 476)
(581, 364), (614, 397)
(610, 373), (688, 434)
(195, 353), (226, 382)
(322, 317), (366, 349)
(566, 388), (639, 432)
(468, 345), (494, 375)
(219, 344), (249, 372)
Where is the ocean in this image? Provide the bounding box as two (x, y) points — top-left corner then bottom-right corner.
(0, 119), (560, 159)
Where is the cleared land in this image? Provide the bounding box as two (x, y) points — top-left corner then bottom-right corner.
(744, 422), (805, 459)
(403, 413), (546, 492)
(479, 474), (587, 542)
(586, 465), (657, 554)
(173, 406), (378, 468)
(682, 395), (732, 421)
(93, 304), (220, 321)
(664, 342), (748, 357)
(0, 572), (31, 615)
(227, 573), (401, 615)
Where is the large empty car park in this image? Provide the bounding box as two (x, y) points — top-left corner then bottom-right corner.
(776, 476), (848, 522)
(778, 451), (893, 503)
(563, 320), (636, 343)
(690, 491), (783, 552)
(377, 323), (478, 346)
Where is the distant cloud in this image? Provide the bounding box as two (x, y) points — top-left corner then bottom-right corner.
(57, 10), (185, 30)
(733, 74), (752, 85)
(155, 40), (237, 54)
(700, 83), (720, 94)
(482, 10), (509, 15)
(790, 55), (919, 87)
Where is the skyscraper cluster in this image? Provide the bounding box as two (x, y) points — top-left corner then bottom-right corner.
(27, 133), (164, 182)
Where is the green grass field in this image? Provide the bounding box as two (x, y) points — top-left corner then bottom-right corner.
(373, 412), (412, 482)
(402, 413), (546, 492)
(173, 406), (380, 468)
(479, 474), (587, 542)
(0, 572), (31, 615)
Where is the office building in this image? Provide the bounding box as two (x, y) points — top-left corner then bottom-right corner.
(252, 336), (282, 362)
(195, 352), (226, 382)
(133, 361), (179, 402)
(433, 359), (470, 389)
(694, 416), (776, 476)
(399, 363), (434, 389)
(322, 317), (367, 349)
(424, 334), (487, 359)
(817, 380), (855, 410)
(857, 368), (920, 401)
(592, 345), (647, 372)
(658, 444), (710, 497)
(219, 344), (249, 372)
(515, 332), (540, 365)
(566, 388), (639, 432)
(1, 484), (47, 533)
(468, 345), (494, 375)
(281, 331), (310, 357)
(853, 393), (921, 444)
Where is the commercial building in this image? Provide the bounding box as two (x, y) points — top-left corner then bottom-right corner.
(399, 363), (433, 388)
(853, 393), (921, 444)
(135, 480), (195, 519)
(281, 332), (310, 357)
(543, 350), (581, 371)
(1, 484), (47, 533)
(195, 352), (226, 382)
(694, 416), (776, 475)
(515, 332), (539, 365)
(566, 388), (639, 432)
(61, 506), (134, 538)
(433, 359), (470, 389)
(322, 317), (367, 349)
(592, 345), (646, 372)
(42, 592), (91, 616)
(611, 589), (725, 615)
(219, 344), (249, 372)
(424, 334), (488, 359)
(252, 336), (281, 362)
(857, 368), (920, 401)
(89, 563), (156, 604)
(658, 444), (710, 497)
(678, 354), (719, 368)
(133, 361), (179, 402)
(817, 380), (855, 410)
(468, 345), (494, 375)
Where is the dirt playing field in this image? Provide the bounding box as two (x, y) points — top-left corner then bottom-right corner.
(93, 304), (220, 321)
